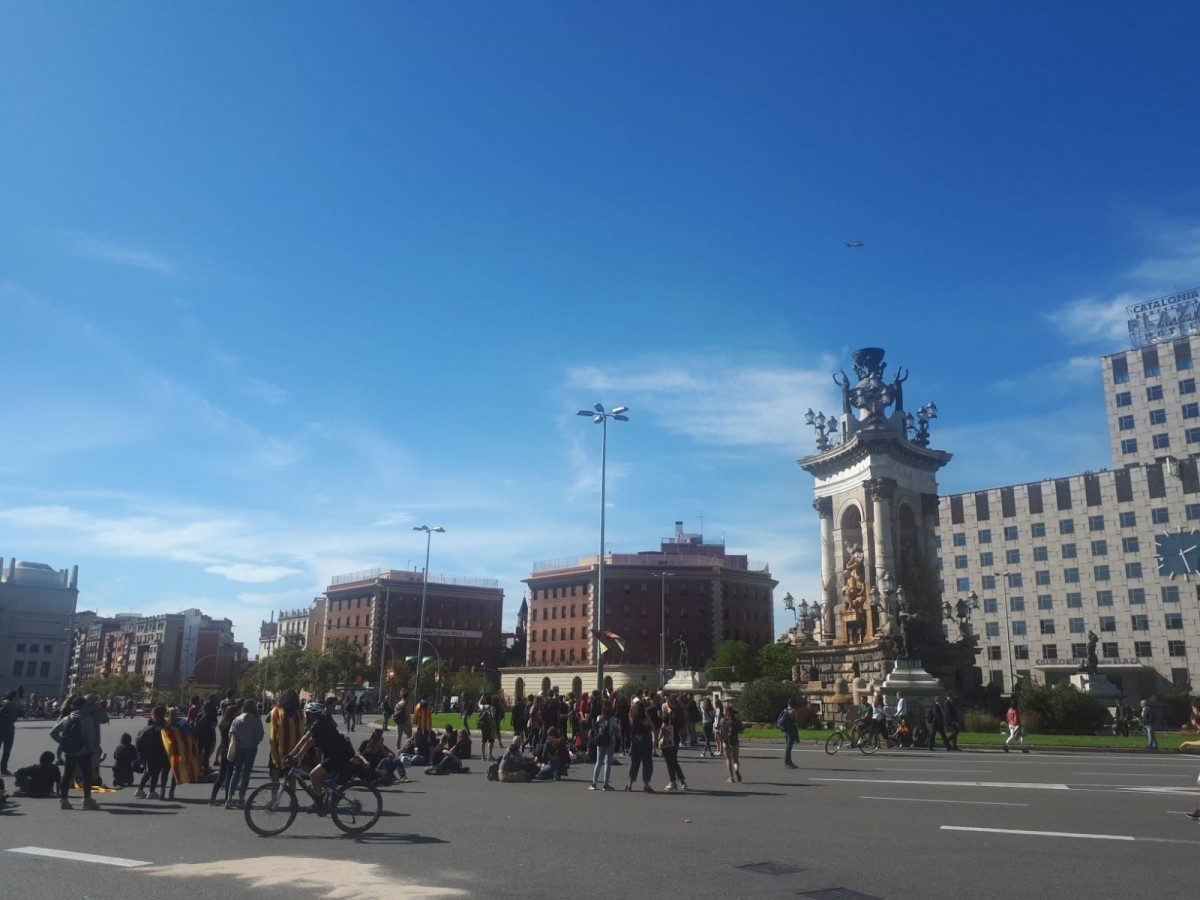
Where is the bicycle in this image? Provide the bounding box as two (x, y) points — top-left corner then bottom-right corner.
(244, 767), (382, 836)
(824, 723), (881, 756)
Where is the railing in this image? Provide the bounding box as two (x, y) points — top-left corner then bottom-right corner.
(531, 553), (770, 574)
(329, 567), (499, 589)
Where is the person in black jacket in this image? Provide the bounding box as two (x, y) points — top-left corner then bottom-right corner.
(925, 698), (951, 751)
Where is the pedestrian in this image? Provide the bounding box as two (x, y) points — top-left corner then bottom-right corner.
(720, 702), (744, 783)
(51, 696), (100, 810)
(194, 698), (219, 771)
(393, 689), (411, 747)
(226, 698), (265, 809)
(1140, 699), (1159, 750)
(112, 733), (138, 787)
(268, 691), (305, 783)
(925, 698), (951, 751)
(135, 705), (171, 799)
(1180, 700), (1200, 752)
(413, 696), (433, 735)
(478, 695), (498, 760)
(588, 700), (617, 791)
(712, 699), (725, 757)
(701, 697), (716, 757)
(1003, 702), (1029, 753)
(943, 696), (962, 751)
(625, 698), (656, 792)
(659, 707), (688, 791)
(380, 695), (392, 732)
(685, 694), (702, 747)
(1188, 766), (1200, 820)
(343, 695), (357, 733)
(208, 703), (238, 805)
(0, 690), (19, 775)
(778, 700), (800, 768)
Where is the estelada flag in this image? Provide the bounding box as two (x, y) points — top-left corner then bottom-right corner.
(161, 724), (203, 785)
(591, 629), (625, 655)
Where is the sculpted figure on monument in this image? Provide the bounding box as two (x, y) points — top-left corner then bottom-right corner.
(1085, 630), (1099, 676)
(842, 545), (866, 612)
(834, 348), (903, 427)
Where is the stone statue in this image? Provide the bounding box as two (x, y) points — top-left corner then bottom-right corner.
(1085, 631), (1099, 676)
(675, 633), (689, 671)
(842, 545), (867, 612)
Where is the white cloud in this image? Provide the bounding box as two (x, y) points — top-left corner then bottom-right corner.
(70, 235), (176, 276)
(240, 376), (289, 405)
(1043, 294), (1137, 345)
(204, 563), (305, 582)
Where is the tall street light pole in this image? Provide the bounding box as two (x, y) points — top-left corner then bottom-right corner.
(413, 525), (445, 702)
(376, 583), (390, 706)
(577, 403), (629, 695)
(655, 572), (673, 688)
(998, 571), (1015, 696)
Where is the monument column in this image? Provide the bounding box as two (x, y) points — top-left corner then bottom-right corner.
(867, 477), (897, 589)
(814, 497), (836, 644)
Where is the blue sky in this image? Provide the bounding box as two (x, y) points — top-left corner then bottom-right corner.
(3, 2), (1199, 657)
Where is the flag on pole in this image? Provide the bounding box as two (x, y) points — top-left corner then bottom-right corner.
(592, 629), (625, 655)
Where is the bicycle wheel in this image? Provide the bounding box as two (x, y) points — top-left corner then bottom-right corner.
(244, 782), (298, 837)
(824, 731), (845, 755)
(858, 731), (881, 755)
(329, 780), (382, 834)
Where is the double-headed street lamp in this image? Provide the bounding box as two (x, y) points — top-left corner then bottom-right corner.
(577, 402), (629, 695)
(413, 525), (445, 701)
(654, 572), (673, 688)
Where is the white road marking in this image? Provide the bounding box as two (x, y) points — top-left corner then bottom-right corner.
(861, 796), (1028, 806)
(1076, 772), (1182, 777)
(813, 777), (1070, 790)
(7, 847), (152, 868)
(941, 826), (1134, 841)
(877, 768), (994, 774)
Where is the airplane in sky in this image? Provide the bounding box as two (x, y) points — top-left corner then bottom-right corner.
(845, 240), (863, 248)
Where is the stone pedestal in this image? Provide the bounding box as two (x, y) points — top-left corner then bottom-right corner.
(664, 669), (707, 692)
(1070, 672), (1121, 701)
(881, 659), (945, 698)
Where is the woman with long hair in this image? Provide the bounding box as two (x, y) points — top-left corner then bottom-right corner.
(720, 702), (744, 783)
(624, 698), (656, 793)
(208, 704), (239, 805)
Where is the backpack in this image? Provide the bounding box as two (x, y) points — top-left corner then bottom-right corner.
(57, 714), (85, 754)
(477, 707), (494, 735)
(135, 724), (161, 756)
(592, 717), (612, 749)
(776, 709), (789, 729)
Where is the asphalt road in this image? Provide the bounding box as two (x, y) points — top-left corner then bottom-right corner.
(2, 719), (1197, 900)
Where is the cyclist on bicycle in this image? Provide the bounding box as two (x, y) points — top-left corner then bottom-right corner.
(286, 698), (355, 814)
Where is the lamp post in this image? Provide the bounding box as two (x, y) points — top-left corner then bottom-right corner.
(376, 583), (391, 705)
(413, 525), (445, 702)
(942, 590), (979, 641)
(998, 572), (1015, 695)
(782, 592), (798, 624)
(576, 402), (629, 694)
(654, 572), (673, 688)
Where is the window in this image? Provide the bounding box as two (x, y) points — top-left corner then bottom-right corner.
(1125, 562), (1143, 579)
(1097, 590), (1113, 606)
(983, 597), (998, 614)
(1060, 519), (1075, 535)
(1064, 567), (1080, 583)
(1035, 570), (1051, 585)
(1004, 526), (1019, 541)
(1183, 378), (1197, 395)
(952, 532), (967, 547)
(1113, 356), (1130, 384)
(1163, 585), (1180, 603)
(1012, 621), (1027, 636)
(1099, 616), (1116, 632)
(1166, 612), (1184, 630)
(1122, 537), (1140, 553)
(1037, 594), (1054, 610)
(1040, 619), (1056, 635)
(1153, 433), (1171, 449)
(1188, 427), (1200, 444)
(1116, 391), (1133, 407)
(1145, 350), (1161, 378)
(1131, 615), (1149, 631)
(1169, 640), (1187, 657)
(985, 622), (1000, 638)
(1033, 546), (1048, 561)
(1062, 543), (1078, 559)
(1089, 515), (1105, 531)
(1042, 644), (1058, 659)
(1102, 642), (1121, 659)
(1091, 540), (1108, 556)
(978, 529), (992, 544)
(1071, 642), (1088, 657)
(1152, 507), (1170, 525)
(10, 661), (19, 677)
(1009, 596), (1025, 612)
(1006, 549), (1021, 565)
(954, 555), (968, 569)
(1186, 403), (1200, 419)
(1094, 565), (1111, 581)
(1150, 409), (1167, 426)
(1118, 414), (1135, 431)
(1119, 512), (1137, 528)
(1014, 644), (1029, 660)
(1008, 573), (1024, 587)
(1134, 641), (1152, 658)
(1148, 384), (1165, 401)
(980, 551), (994, 567)
(1031, 523), (1046, 538)
(1067, 592), (1082, 608)
(1188, 503), (1200, 521)
(981, 575), (997, 590)
(1128, 588), (1146, 605)
(956, 577), (971, 592)
(988, 647), (1002, 661)
(1069, 618), (1085, 634)
(39, 661), (50, 678)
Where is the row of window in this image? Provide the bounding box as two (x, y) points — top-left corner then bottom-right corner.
(1110, 344), (1192, 383)
(1114, 380), (1196, 407)
(13, 643), (55, 654)
(11, 660), (52, 678)
(531, 604), (586, 622)
(950, 511), (1155, 547)
(987, 640), (1186, 660)
(1116, 404), (1200, 431)
(971, 586), (1184, 613)
(957, 561), (1147, 579)
(955, 537), (1146, 567)
(985, 612), (1185, 637)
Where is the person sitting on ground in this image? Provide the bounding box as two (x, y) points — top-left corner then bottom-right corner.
(892, 716), (912, 748)
(14, 751), (61, 798)
(358, 729), (410, 784)
(534, 727), (571, 781)
(428, 729), (472, 775)
(498, 738), (538, 782)
(112, 733), (139, 787)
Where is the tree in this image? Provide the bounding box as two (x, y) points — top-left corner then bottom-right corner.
(77, 673), (146, 701)
(704, 640), (760, 682)
(756, 642), (797, 682)
(738, 677), (803, 724)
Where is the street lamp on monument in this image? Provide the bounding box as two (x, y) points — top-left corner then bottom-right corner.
(577, 403), (629, 695)
(654, 572), (673, 688)
(413, 525), (445, 703)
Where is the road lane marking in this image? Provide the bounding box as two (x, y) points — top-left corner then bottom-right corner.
(1076, 772), (1182, 777)
(813, 777), (1070, 790)
(941, 826), (1133, 841)
(7, 847), (152, 868)
(876, 768), (994, 774)
(861, 796), (1028, 806)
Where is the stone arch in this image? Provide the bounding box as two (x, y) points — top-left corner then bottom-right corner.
(514, 677), (525, 701)
(540, 676), (552, 695)
(571, 675), (583, 698)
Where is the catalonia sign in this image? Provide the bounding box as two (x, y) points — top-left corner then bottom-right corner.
(1127, 288), (1200, 348)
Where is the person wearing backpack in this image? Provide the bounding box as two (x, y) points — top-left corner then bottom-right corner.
(588, 700), (617, 791)
(0, 690), (20, 775)
(477, 695), (498, 760)
(50, 696), (101, 810)
(778, 701), (800, 769)
(135, 705), (171, 799)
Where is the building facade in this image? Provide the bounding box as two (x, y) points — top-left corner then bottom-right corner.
(940, 326), (1200, 699)
(520, 522), (777, 688)
(0, 558), (78, 699)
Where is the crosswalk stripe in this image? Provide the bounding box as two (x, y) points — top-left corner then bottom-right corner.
(7, 847), (153, 868)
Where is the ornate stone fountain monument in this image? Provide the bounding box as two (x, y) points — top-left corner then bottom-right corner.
(790, 348), (978, 723)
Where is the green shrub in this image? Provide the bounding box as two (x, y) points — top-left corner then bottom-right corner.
(1157, 692), (1193, 728)
(737, 678), (803, 724)
(963, 710), (1001, 733)
(1016, 682), (1102, 733)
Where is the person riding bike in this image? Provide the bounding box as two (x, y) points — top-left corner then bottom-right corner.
(285, 698), (355, 814)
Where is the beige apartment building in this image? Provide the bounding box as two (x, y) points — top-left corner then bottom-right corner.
(940, 321), (1200, 699)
